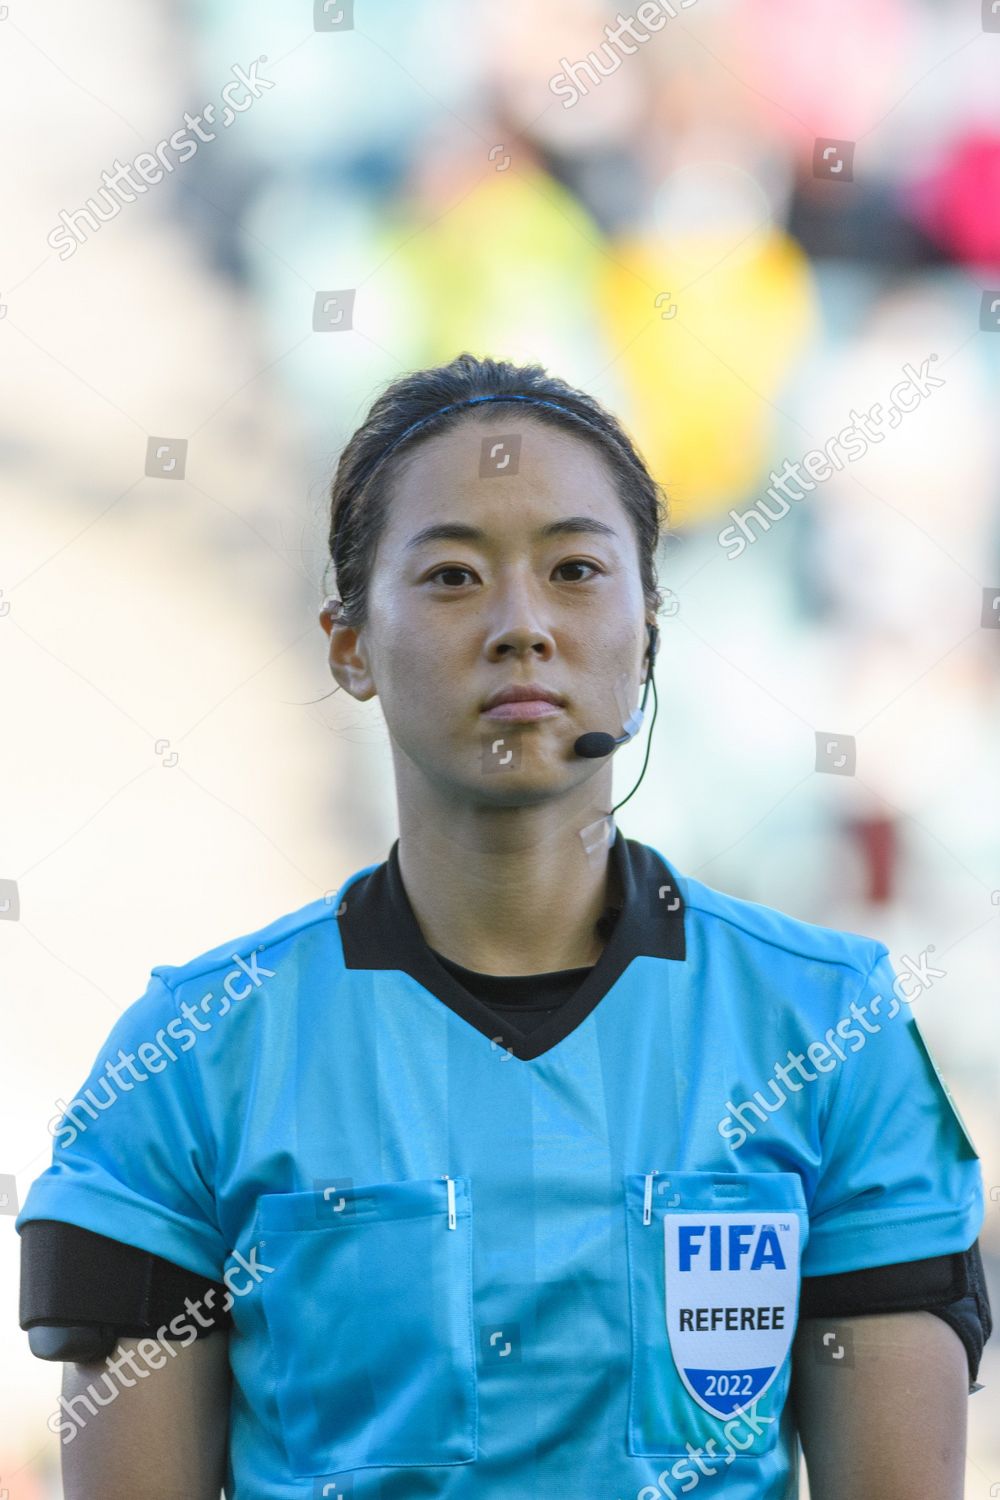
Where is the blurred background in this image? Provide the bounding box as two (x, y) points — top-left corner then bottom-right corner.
(2, 0), (999, 1492)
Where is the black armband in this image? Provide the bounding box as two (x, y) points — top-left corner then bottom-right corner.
(19, 1219), (232, 1362)
(801, 1240), (992, 1390)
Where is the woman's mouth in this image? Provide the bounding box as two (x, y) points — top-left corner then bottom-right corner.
(481, 701), (565, 721)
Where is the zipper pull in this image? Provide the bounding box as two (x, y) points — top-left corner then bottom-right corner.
(642, 1170), (658, 1225)
(440, 1174), (457, 1229)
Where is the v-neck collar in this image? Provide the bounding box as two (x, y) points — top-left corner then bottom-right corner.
(335, 829), (687, 1061)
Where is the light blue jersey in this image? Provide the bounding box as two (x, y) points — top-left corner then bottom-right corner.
(17, 833), (984, 1498)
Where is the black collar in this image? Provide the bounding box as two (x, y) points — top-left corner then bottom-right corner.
(336, 830), (687, 1061)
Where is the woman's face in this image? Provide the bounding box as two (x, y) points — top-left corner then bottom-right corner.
(327, 417), (653, 808)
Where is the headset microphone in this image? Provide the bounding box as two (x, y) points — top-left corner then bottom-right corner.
(573, 622), (660, 817)
(573, 623), (659, 759)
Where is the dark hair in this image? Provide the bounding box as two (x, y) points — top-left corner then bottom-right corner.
(323, 352), (670, 632)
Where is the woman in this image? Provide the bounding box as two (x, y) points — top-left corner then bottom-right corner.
(18, 354), (990, 1499)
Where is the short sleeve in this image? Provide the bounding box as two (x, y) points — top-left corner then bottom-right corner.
(15, 971), (227, 1281)
(801, 947), (985, 1278)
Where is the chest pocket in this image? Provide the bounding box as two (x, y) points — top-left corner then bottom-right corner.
(624, 1169), (808, 1459)
(256, 1176), (478, 1476)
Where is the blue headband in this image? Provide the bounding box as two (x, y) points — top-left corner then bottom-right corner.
(363, 393), (590, 480)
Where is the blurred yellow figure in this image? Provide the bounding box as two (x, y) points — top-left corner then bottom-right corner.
(599, 227), (819, 528)
(382, 158), (610, 377)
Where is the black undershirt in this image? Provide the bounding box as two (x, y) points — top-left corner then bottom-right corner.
(426, 900), (621, 1035)
(427, 950), (595, 1034)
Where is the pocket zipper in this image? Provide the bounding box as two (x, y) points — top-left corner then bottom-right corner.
(642, 1170), (658, 1225)
(439, 1174), (457, 1229)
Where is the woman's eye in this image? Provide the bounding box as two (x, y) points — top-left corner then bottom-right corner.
(428, 566), (475, 587)
(427, 561), (602, 587)
(556, 560), (602, 583)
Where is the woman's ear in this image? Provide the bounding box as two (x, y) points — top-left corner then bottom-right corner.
(324, 613), (379, 704)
